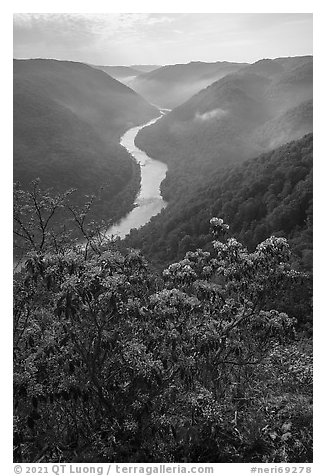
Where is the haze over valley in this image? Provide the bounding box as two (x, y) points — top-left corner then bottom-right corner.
(130, 61), (248, 108)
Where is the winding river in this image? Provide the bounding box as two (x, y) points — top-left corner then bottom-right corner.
(106, 112), (168, 239)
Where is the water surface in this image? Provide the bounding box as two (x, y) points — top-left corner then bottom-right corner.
(106, 114), (168, 238)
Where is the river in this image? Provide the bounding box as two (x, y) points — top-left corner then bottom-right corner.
(105, 112), (168, 239)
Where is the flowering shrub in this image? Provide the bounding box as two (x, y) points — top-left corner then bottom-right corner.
(14, 215), (311, 462)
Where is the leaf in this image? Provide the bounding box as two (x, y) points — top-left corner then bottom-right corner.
(281, 432), (292, 442)
(282, 422), (292, 432)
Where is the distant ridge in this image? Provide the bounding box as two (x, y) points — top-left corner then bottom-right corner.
(89, 64), (141, 81)
(130, 60), (248, 108)
(131, 64), (161, 73)
(89, 64), (162, 85)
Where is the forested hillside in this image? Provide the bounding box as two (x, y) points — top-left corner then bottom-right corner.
(135, 56), (312, 197)
(14, 59), (159, 228)
(126, 134), (313, 273)
(131, 61), (247, 108)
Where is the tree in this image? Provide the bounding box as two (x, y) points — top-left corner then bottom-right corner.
(13, 180), (117, 267)
(14, 179), (73, 258)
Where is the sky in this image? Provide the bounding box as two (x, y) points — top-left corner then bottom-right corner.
(13, 13), (313, 65)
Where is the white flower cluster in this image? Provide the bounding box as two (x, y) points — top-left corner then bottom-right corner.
(256, 236), (289, 252)
(210, 217), (230, 233)
(163, 259), (198, 282)
(212, 240), (227, 252)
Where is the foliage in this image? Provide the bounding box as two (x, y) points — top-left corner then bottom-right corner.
(13, 180), (122, 265)
(14, 204), (312, 462)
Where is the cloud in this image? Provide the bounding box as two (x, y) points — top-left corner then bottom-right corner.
(13, 13), (174, 36)
(13, 13), (176, 52)
(13, 13), (312, 66)
(146, 16), (175, 26)
(195, 108), (228, 122)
